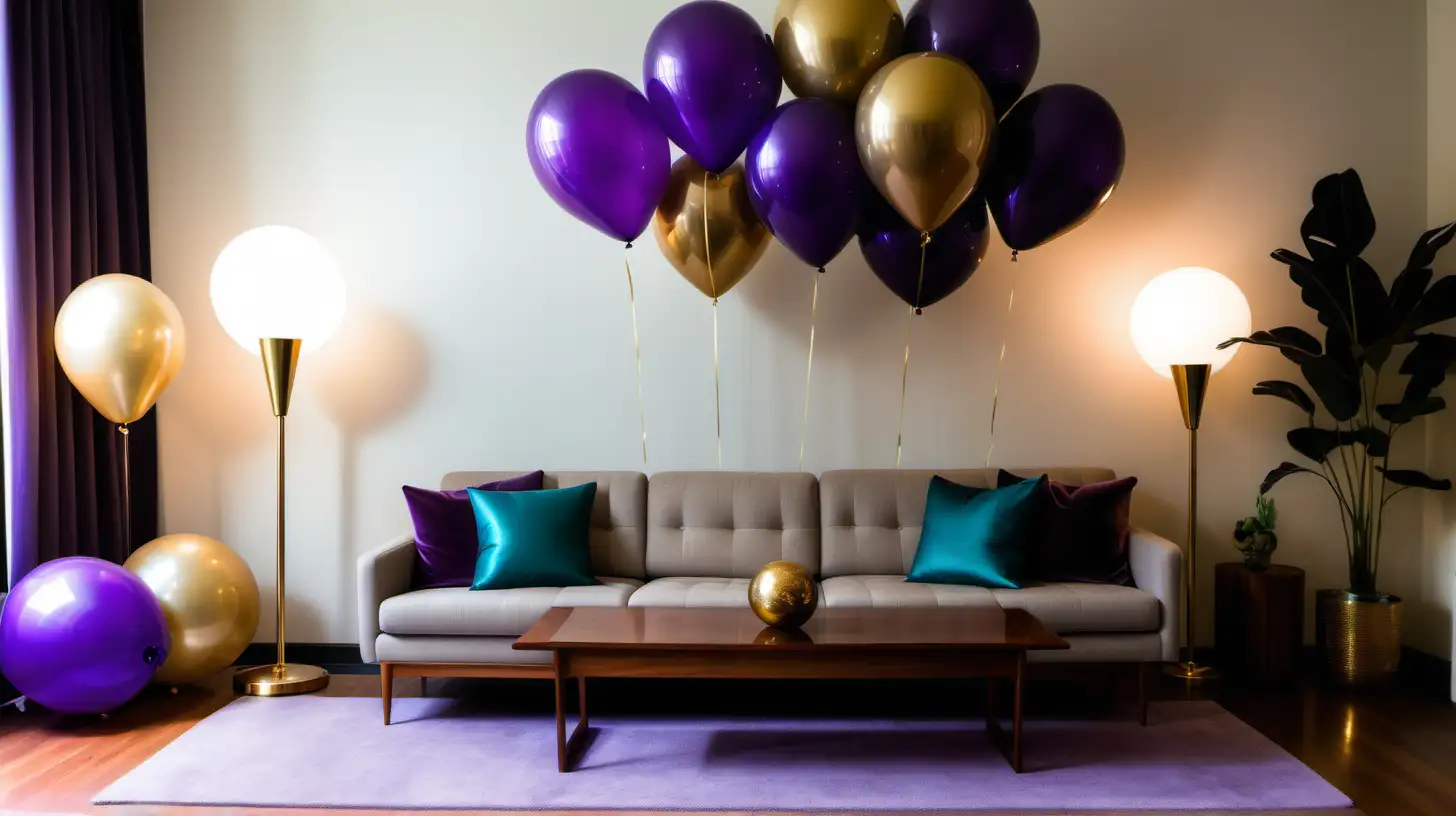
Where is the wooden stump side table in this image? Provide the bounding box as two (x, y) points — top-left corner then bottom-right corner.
(1214, 563), (1305, 687)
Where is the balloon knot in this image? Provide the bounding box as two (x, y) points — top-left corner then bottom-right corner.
(915, 307), (924, 316)
(712, 298), (719, 307)
(1011, 249), (1019, 263)
(625, 241), (634, 250)
(816, 266), (825, 274)
(118, 424), (130, 436)
(919, 232), (932, 248)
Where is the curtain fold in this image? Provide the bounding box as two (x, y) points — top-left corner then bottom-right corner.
(4, 0), (156, 583)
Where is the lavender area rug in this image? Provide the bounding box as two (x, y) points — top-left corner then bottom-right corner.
(95, 697), (1352, 811)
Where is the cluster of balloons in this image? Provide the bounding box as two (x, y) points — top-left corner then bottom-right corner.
(527, 0), (1125, 309)
(0, 536), (259, 714)
(0, 273), (262, 715)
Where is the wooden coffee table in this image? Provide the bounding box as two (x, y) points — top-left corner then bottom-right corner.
(514, 606), (1068, 773)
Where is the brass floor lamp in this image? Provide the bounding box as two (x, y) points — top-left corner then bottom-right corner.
(211, 226), (347, 697)
(1130, 267), (1251, 682)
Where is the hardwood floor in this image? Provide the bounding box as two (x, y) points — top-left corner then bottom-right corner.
(0, 667), (1450, 815)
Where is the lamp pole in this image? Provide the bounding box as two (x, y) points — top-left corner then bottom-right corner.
(1166, 363), (1219, 681)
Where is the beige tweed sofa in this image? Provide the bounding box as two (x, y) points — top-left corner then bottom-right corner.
(360, 469), (1181, 689)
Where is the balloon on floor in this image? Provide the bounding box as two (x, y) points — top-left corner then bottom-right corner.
(125, 534), (260, 686)
(0, 557), (169, 714)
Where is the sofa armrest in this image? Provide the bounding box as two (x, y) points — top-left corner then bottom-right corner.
(1129, 527), (1182, 663)
(357, 534), (417, 663)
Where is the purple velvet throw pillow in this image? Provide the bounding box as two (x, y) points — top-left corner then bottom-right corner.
(997, 470), (1138, 586)
(402, 471), (545, 589)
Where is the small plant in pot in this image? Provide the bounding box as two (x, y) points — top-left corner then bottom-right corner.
(1220, 169), (1456, 686)
(1233, 496), (1278, 572)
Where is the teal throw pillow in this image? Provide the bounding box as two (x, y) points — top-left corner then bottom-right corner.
(468, 482), (599, 590)
(906, 474), (1048, 589)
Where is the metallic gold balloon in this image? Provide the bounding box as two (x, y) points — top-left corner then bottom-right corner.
(855, 53), (996, 234)
(749, 560), (819, 629)
(653, 156), (771, 300)
(54, 274), (186, 425)
(124, 534), (260, 685)
(773, 0), (904, 103)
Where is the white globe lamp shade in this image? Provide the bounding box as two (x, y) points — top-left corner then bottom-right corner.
(210, 226), (346, 354)
(1130, 267), (1251, 378)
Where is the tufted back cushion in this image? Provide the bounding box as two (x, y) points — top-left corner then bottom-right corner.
(441, 471), (647, 579)
(818, 467), (1118, 578)
(646, 472), (820, 578)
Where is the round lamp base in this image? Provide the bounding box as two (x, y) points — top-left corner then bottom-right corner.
(234, 663), (329, 696)
(1163, 661), (1221, 682)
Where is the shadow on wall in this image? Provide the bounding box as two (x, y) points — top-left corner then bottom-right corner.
(311, 303), (430, 633)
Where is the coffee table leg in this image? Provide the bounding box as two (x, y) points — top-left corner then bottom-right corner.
(1011, 651), (1025, 773)
(554, 654), (569, 772)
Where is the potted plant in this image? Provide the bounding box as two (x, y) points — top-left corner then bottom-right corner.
(1220, 169), (1456, 686)
(1233, 496), (1278, 572)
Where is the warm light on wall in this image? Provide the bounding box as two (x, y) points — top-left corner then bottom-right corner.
(1129, 266), (1251, 377)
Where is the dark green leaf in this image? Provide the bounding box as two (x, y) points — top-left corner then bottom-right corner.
(1405, 221), (1456, 272)
(1301, 169), (1375, 263)
(1299, 341), (1362, 422)
(1378, 467), (1453, 491)
(1376, 396), (1445, 424)
(1261, 462), (1314, 494)
(1399, 333), (1456, 402)
(1405, 276), (1456, 334)
(1274, 250), (1357, 341)
(1218, 326), (1322, 362)
(1287, 428), (1341, 463)
(1253, 380), (1315, 415)
(1350, 425), (1390, 457)
(1286, 426), (1388, 462)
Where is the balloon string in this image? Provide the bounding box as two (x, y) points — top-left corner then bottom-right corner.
(704, 169), (722, 468)
(712, 299), (722, 469)
(985, 250), (1020, 467)
(624, 244), (647, 466)
(119, 423), (131, 553)
(798, 269), (821, 470)
(896, 233), (931, 467)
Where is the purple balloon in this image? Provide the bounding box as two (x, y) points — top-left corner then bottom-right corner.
(644, 0), (781, 174)
(527, 69), (670, 244)
(905, 0), (1040, 116)
(859, 193), (990, 310)
(745, 100), (866, 270)
(983, 84), (1125, 252)
(0, 557), (167, 714)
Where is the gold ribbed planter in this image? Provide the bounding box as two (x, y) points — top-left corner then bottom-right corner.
(1315, 589), (1402, 687)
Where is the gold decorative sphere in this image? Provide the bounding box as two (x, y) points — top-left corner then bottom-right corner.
(124, 534), (260, 685)
(748, 560), (818, 629)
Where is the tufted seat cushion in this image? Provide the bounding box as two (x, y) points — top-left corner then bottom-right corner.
(820, 575), (1000, 609)
(646, 472), (819, 577)
(821, 575), (1159, 634)
(378, 579), (641, 637)
(628, 577), (759, 608)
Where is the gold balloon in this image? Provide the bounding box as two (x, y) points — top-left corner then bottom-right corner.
(749, 560), (819, 629)
(124, 534), (260, 685)
(54, 274), (186, 425)
(855, 53), (996, 234)
(773, 0), (904, 103)
(653, 156), (771, 300)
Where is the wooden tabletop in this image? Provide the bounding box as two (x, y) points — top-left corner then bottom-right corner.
(514, 606), (1068, 652)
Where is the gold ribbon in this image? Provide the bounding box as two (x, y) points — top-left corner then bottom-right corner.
(624, 244), (647, 466)
(799, 269), (821, 470)
(705, 170), (722, 468)
(985, 250), (1019, 466)
(119, 423), (131, 552)
(896, 233), (931, 467)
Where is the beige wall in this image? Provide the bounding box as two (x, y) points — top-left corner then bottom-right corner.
(143, 0), (1438, 647)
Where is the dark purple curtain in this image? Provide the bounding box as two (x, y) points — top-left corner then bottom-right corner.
(4, 0), (156, 583)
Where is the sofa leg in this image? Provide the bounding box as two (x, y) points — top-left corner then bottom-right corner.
(1138, 662), (1150, 726)
(381, 662), (394, 725)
